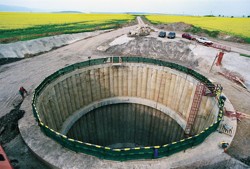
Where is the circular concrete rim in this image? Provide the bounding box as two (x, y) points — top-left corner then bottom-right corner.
(19, 58), (237, 168)
(19, 92), (237, 169)
(29, 58), (232, 162)
(32, 58), (220, 152)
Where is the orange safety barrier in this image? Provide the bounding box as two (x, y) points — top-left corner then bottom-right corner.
(0, 145), (13, 169)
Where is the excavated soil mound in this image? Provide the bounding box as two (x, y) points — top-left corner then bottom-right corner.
(106, 37), (197, 66)
(217, 32), (245, 43)
(156, 22), (193, 32)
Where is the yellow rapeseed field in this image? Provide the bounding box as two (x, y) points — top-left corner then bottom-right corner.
(146, 15), (250, 38)
(0, 12), (135, 42)
(0, 12), (134, 29)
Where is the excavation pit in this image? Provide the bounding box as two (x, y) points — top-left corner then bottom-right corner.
(32, 57), (224, 161)
(66, 103), (185, 149)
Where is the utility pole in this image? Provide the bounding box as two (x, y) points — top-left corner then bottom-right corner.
(210, 54), (218, 72)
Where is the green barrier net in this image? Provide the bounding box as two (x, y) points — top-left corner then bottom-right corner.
(32, 57), (224, 161)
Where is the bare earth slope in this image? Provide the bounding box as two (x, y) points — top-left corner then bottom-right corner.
(106, 37), (196, 66)
(0, 30), (110, 59)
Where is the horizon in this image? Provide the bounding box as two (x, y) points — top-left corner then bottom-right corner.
(0, 11), (248, 18)
(0, 0), (250, 16)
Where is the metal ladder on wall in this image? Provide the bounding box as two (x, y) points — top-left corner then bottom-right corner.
(185, 82), (205, 135)
(106, 57), (122, 66)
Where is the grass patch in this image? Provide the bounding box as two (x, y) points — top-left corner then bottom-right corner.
(0, 58), (23, 66)
(0, 19), (133, 43)
(242, 37), (250, 44)
(240, 53), (250, 58)
(185, 26), (220, 38)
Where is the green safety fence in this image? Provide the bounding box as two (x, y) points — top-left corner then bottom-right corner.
(32, 56), (224, 161)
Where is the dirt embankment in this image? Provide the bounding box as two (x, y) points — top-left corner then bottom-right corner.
(0, 108), (24, 145)
(105, 37), (197, 67)
(156, 22), (193, 32)
(0, 30), (110, 59)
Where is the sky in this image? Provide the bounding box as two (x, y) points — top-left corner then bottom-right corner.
(0, 0), (249, 16)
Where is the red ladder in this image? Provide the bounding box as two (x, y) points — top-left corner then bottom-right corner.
(185, 82), (205, 135)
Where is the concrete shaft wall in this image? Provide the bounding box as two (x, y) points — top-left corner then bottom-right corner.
(67, 103), (184, 147)
(36, 63), (218, 136)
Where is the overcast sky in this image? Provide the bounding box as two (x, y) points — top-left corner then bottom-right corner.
(0, 0), (249, 16)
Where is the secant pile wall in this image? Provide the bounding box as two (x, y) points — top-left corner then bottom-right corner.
(36, 63), (219, 137)
(67, 103), (185, 147)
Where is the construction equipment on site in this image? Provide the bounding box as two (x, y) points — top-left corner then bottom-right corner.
(210, 51), (224, 72)
(217, 123), (233, 136)
(216, 52), (225, 66)
(204, 84), (223, 97)
(218, 72), (247, 89)
(219, 141), (229, 152)
(211, 43), (231, 52)
(224, 109), (250, 121)
(128, 25), (152, 37)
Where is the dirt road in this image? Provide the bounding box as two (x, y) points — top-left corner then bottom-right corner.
(0, 16), (250, 167)
(137, 16), (146, 26)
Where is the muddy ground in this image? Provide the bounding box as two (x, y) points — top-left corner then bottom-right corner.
(0, 17), (250, 168)
(3, 133), (49, 169)
(0, 104), (49, 169)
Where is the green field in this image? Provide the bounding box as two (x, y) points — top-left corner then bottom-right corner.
(0, 12), (135, 43)
(145, 15), (250, 43)
(1, 13), (250, 44)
